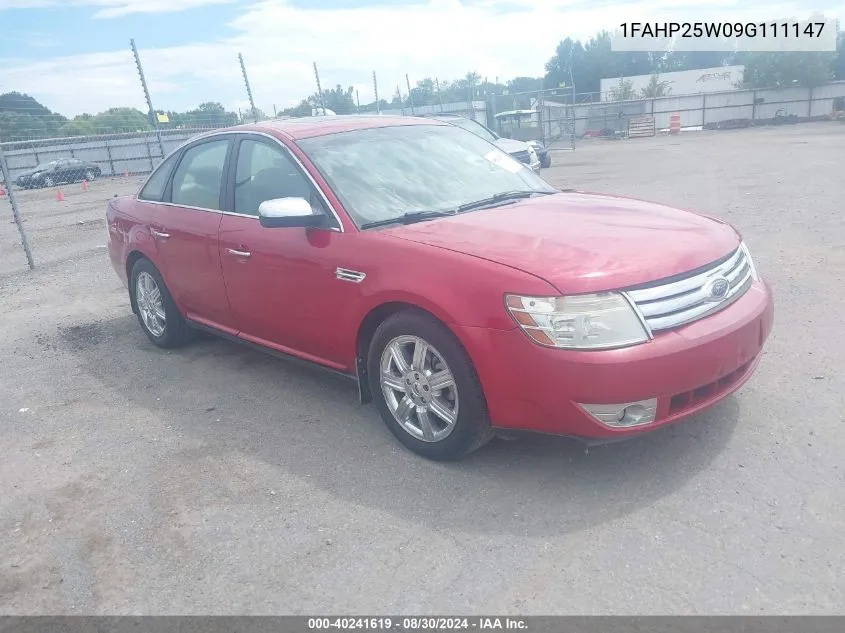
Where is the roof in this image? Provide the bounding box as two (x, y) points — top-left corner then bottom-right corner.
(233, 115), (449, 140)
(494, 110), (538, 117)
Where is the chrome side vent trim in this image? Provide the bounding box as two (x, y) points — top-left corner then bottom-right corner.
(336, 267), (366, 283)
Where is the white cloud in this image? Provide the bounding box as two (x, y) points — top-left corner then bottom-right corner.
(2, 0), (843, 116)
(0, 0), (235, 17)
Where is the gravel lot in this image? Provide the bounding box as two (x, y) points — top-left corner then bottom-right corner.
(1, 123), (843, 614)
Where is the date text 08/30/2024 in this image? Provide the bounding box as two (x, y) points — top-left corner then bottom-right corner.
(307, 617), (528, 630)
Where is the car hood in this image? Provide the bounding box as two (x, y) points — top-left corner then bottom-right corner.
(382, 191), (741, 294)
(494, 138), (531, 154)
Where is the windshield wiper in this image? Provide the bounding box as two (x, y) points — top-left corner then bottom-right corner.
(359, 209), (457, 230)
(456, 190), (552, 213)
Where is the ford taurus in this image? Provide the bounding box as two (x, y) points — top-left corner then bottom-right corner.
(106, 116), (774, 461)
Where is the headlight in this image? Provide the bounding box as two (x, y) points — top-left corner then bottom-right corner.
(740, 242), (759, 281)
(505, 292), (649, 349)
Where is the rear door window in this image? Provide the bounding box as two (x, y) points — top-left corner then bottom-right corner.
(170, 140), (230, 211)
(138, 152), (180, 202)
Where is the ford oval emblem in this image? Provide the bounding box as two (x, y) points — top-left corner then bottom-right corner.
(704, 276), (730, 302)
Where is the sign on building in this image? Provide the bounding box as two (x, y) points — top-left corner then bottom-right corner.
(600, 65), (745, 101)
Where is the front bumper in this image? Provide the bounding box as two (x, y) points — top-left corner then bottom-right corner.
(456, 280), (774, 439)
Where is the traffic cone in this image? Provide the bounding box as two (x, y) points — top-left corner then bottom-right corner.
(82, 179), (89, 191)
(57, 189), (65, 202)
(0, 185), (5, 197)
(123, 169), (129, 178)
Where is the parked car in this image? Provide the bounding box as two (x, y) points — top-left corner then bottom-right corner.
(15, 158), (102, 189)
(107, 116), (774, 461)
(525, 139), (551, 168)
(426, 113), (541, 172)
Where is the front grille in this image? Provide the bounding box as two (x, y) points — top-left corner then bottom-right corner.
(625, 246), (753, 332)
(511, 150), (531, 165)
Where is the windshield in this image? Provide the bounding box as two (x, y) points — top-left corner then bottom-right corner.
(34, 162), (57, 171)
(297, 124), (555, 228)
(446, 118), (498, 143)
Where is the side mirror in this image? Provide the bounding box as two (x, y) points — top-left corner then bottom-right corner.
(258, 197), (324, 228)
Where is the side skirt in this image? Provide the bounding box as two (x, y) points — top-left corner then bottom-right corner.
(185, 318), (360, 387)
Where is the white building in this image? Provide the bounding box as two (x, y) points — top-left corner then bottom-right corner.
(600, 65), (745, 101)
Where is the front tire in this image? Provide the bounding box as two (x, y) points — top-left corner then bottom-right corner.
(42, 176), (55, 188)
(130, 258), (194, 348)
(367, 311), (493, 461)
(541, 154), (551, 169)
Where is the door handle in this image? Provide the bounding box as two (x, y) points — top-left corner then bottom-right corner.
(150, 228), (170, 239)
(226, 248), (251, 258)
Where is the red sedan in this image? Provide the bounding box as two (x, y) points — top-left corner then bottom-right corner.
(107, 116), (774, 461)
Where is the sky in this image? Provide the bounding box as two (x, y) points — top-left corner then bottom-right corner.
(0, 0), (843, 117)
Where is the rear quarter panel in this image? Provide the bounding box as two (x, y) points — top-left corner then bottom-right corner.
(107, 196), (159, 287)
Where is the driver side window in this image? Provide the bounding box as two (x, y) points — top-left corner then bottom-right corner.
(234, 139), (332, 224)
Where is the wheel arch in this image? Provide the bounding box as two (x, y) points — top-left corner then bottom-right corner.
(354, 300), (475, 405)
(125, 251), (148, 314)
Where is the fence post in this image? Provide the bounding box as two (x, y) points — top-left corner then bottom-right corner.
(808, 86), (813, 119)
(130, 39), (166, 161)
(373, 71), (380, 114)
(144, 133), (155, 171)
(0, 146), (35, 270)
(239, 53), (258, 123)
(105, 142), (116, 176)
(701, 94), (706, 127)
(313, 62), (327, 115)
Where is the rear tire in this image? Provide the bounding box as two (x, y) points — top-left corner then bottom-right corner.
(129, 258), (194, 349)
(367, 310), (493, 461)
(85, 169), (97, 182)
(541, 154), (551, 169)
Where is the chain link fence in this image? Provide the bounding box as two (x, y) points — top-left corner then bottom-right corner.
(0, 127), (236, 278)
(4, 45), (845, 277)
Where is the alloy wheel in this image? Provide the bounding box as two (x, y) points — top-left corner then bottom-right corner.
(135, 271), (166, 337)
(380, 335), (459, 442)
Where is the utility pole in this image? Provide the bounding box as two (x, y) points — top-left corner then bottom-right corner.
(405, 73), (415, 115)
(238, 53), (258, 123)
(313, 62), (327, 115)
(372, 71), (380, 114)
(130, 38), (165, 161)
(355, 89), (360, 114)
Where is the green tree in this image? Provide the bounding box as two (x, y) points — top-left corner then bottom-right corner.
(832, 33), (845, 80)
(309, 84), (355, 114)
(0, 92), (66, 140)
(544, 37), (585, 92)
(738, 51), (835, 88)
(506, 76), (543, 95)
(608, 78), (636, 101)
(640, 74), (672, 98)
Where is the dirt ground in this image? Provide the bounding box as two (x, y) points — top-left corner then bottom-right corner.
(1, 123), (843, 614)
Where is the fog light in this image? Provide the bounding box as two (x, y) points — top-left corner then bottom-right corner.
(578, 398), (658, 428)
